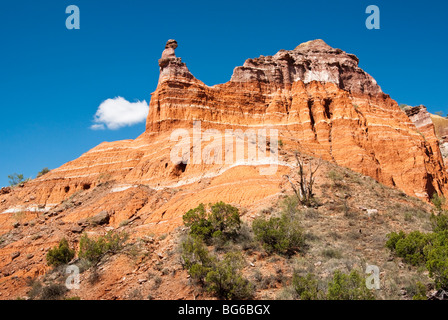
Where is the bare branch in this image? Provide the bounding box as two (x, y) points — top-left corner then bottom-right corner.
(284, 151), (322, 206)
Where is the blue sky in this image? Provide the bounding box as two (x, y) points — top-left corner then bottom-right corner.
(0, 0), (447, 187)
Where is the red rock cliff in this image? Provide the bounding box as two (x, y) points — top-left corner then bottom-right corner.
(147, 39), (448, 200)
(1, 39), (447, 226)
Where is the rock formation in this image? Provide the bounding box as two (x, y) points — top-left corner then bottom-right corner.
(158, 39), (194, 82)
(148, 39), (448, 200)
(1, 40), (448, 297)
(1, 39), (448, 237)
(405, 105), (448, 170)
(431, 114), (448, 167)
(230, 39), (382, 96)
(158, 39), (178, 68)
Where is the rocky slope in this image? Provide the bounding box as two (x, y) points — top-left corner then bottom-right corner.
(0, 150), (438, 300)
(0, 39), (448, 299)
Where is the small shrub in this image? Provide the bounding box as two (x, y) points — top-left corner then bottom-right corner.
(205, 252), (254, 300)
(88, 267), (101, 285)
(78, 231), (129, 264)
(411, 281), (427, 300)
(322, 248), (343, 259)
(387, 229), (448, 291)
(328, 170), (343, 183)
(119, 219), (130, 227)
(183, 202), (241, 242)
(209, 202), (241, 237)
(252, 212), (304, 255)
(404, 212), (414, 222)
(183, 204), (213, 239)
(280, 195), (300, 216)
(180, 237), (254, 299)
(292, 273), (323, 300)
(235, 224), (258, 251)
(430, 212), (448, 233)
(386, 231), (406, 251)
(40, 283), (68, 300)
(385, 231), (406, 251)
(159, 233), (168, 240)
(342, 201), (355, 218)
(27, 279), (43, 300)
(252, 269), (263, 283)
(8, 173), (29, 187)
(181, 236), (214, 282)
(326, 270), (374, 300)
(425, 231), (448, 289)
(278, 139), (284, 148)
(431, 193), (446, 211)
(152, 276), (162, 290)
(37, 168), (50, 178)
(46, 238), (75, 267)
(128, 288), (143, 300)
(394, 231), (430, 266)
(328, 231), (341, 240)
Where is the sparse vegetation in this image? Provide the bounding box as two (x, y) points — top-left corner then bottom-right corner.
(119, 219), (130, 227)
(37, 167), (50, 178)
(292, 273), (323, 300)
(8, 173), (29, 187)
(278, 139), (284, 148)
(252, 211), (304, 256)
(40, 283), (68, 300)
(425, 231), (448, 289)
(180, 235), (254, 299)
(386, 209), (448, 290)
(289, 270), (374, 300)
(46, 238), (75, 267)
(181, 235), (214, 282)
(152, 276), (162, 290)
(27, 279), (67, 300)
(205, 251), (254, 300)
(326, 270), (375, 300)
(183, 202), (241, 242)
(386, 231), (429, 266)
(78, 231), (129, 264)
(431, 193), (446, 211)
(284, 152), (322, 207)
(322, 248), (343, 259)
(411, 281), (428, 300)
(88, 267), (101, 284)
(430, 211), (448, 233)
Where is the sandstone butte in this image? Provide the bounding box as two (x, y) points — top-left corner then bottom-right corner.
(1, 39), (448, 239)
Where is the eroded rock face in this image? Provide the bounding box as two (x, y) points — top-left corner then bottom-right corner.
(431, 114), (448, 167)
(1, 39), (448, 230)
(148, 40), (447, 201)
(405, 105), (448, 170)
(405, 105), (433, 130)
(230, 39), (382, 96)
(158, 39), (194, 82)
(158, 39), (178, 68)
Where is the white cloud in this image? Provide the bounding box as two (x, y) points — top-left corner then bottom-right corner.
(90, 124), (106, 130)
(91, 97), (149, 130)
